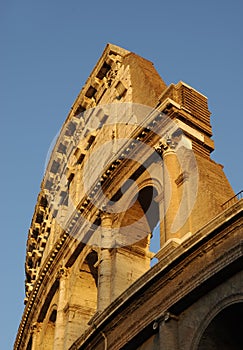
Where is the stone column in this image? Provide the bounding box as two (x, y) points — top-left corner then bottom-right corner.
(159, 313), (179, 349)
(163, 146), (182, 240)
(53, 267), (69, 350)
(30, 322), (41, 350)
(97, 212), (112, 311)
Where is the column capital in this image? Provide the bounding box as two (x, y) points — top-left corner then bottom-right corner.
(56, 266), (69, 280)
(100, 210), (113, 227)
(154, 138), (177, 157)
(30, 322), (42, 334)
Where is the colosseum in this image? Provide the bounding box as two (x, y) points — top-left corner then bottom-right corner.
(15, 44), (243, 350)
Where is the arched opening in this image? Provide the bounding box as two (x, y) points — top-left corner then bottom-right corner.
(138, 186), (159, 233)
(198, 302), (243, 350)
(41, 307), (57, 350)
(65, 250), (98, 348)
(109, 185), (160, 300)
(36, 282), (59, 350)
(49, 309), (57, 323)
(73, 251), (98, 310)
(136, 186), (160, 267)
(118, 185), (160, 248)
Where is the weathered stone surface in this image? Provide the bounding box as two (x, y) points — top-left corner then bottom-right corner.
(15, 44), (242, 350)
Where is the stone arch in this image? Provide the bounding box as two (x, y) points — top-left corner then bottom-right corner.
(68, 249), (98, 307)
(117, 184), (159, 248)
(64, 247), (98, 348)
(116, 172), (162, 249)
(36, 299), (58, 350)
(138, 176), (164, 260)
(37, 279), (59, 322)
(40, 304), (57, 350)
(192, 295), (243, 350)
(105, 180), (161, 302)
(69, 245), (98, 283)
(33, 280), (59, 349)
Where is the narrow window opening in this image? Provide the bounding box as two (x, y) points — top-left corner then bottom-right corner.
(49, 309), (57, 323)
(65, 121), (76, 136)
(85, 135), (96, 150)
(74, 104), (86, 116)
(50, 160), (60, 174)
(85, 86), (97, 98)
(77, 153), (85, 164)
(96, 62), (111, 80)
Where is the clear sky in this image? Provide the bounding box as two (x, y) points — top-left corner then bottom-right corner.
(1, 0), (242, 348)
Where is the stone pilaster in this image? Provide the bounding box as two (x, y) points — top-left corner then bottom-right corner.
(159, 313), (179, 349)
(53, 267), (69, 350)
(163, 146), (182, 240)
(30, 322), (42, 350)
(97, 212), (112, 311)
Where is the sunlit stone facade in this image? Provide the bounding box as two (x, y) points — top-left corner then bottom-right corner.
(15, 44), (243, 350)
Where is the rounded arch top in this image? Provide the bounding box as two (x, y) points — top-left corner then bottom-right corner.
(191, 295), (243, 350)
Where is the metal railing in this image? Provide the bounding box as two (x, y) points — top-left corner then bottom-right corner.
(221, 190), (243, 210)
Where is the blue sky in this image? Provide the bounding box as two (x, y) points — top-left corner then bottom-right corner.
(1, 0), (242, 348)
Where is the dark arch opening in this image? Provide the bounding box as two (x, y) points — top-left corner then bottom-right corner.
(138, 187), (160, 266)
(86, 250), (98, 287)
(138, 186), (159, 233)
(37, 279), (59, 322)
(198, 302), (243, 350)
(49, 309), (57, 323)
(114, 183), (160, 252)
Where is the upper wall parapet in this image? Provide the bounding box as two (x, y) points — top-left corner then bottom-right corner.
(157, 81), (214, 157)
